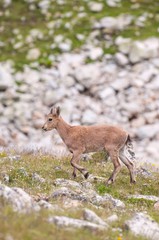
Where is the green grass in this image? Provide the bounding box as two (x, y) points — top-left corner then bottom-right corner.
(0, 150), (159, 240)
(0, 0), (159, 69)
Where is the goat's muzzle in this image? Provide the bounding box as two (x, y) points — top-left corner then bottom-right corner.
(42, 126), (47, 131)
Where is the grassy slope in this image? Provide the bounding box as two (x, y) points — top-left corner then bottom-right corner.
(0, 0), (159, 69)
(0, 151), (159, 240)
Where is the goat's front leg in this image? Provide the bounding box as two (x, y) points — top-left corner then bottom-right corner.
(71, 151), (89, 179)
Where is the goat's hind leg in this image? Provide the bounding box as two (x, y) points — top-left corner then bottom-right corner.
(119, 147), (136, 183)
(106, 149), (121, 185)
(72, 167), (77, 178)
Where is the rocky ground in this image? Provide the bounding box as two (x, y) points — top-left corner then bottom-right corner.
(0, 152), (159, 240)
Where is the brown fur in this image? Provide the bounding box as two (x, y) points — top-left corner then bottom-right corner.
(42, 107), (136, 184)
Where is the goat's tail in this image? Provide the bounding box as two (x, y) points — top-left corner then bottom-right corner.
(125, 135), (136, 162)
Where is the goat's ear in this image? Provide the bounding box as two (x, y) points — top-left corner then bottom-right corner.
(50, 108), (53, 114)
(56, 106), (60, 116)
(50, 107), (60, 116)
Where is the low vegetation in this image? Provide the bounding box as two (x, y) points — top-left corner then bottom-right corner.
(0, 150), (159, 240)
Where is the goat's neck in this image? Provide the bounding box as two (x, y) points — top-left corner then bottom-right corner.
(56, 117), (71, 141)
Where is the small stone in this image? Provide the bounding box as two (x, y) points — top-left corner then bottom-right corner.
(115, 36), (132, 54)
(88, 2), (103, 12)
(106, 214), (118, 223)
(9, 155), (21, 161)
(38, 200), (59, 210)
(58, 42), (72, 52)
(99, 87), (115, 99)
(26, 48), (41, 60)
(114, 52), (129, 66)
(88, 47), (103, 60)
(2, 173), (10, 183)
(106, 0), (121, 7)
(154, 201), (159, 211)
(63, 199), (82, 209)
(83, 208), (108, 226)
(54, 178), (81, 189)
(18, 167), (28, 176)
(3, 0), (12, 8)
(32, 173), (46, 183)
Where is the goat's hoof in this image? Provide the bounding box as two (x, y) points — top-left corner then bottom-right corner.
(106, 179), (114, 185)
(130, 179), (136, 184)
(84, 171), (89, 179)
(72, 172), (77, 178)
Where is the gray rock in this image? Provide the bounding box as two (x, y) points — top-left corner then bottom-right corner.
(18, 167), (28, 177)
(26, 48), (41, 60)
(115, 36), (132, 54)
(95, 14), (133, 31)
(125, 212), (159, 240)
(111, 77), (130, 91)
(0, 155), (21, 162)
(128, 195), (159, 202)
(149, 75), (159, 90)
(54, 178), (82, 189)
(51, 187), (88, 202)
(44, 89), (66, 105)
(48, 216), (106, 231)
(0, 65), (13, 90)
(114, 52), (129, 66)
(2, 173), (10, 183)
(136, 167), (152, 178)
(136, 124), (159, 139)
(3, 0), (12, 7)
(88, 47), (103, 60)
(146, 141), (159, 160)
(87, 175), (107, 183)
(58, 42), (72, 52)
(74, 63), (101, 88)
(0, 184), (40, 213)
(83, 208), (108, 226)
(129, 38), (159, 63)
(99, 87), (115, 99)
(82, 109), (98, 124)
(32, 173), (46, 183)
(91, 193), (125, 208)
(106, 214), (118, 223)
(62, 198), (83, 209)
(154, 201), (159, 210)
(106, 0), (121, 7)
(38, 200), (60, 210)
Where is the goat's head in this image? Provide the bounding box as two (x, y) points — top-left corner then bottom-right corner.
(42, 107), (61, 131)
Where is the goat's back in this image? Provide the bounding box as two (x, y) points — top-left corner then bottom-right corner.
(70, 124), (128, 153)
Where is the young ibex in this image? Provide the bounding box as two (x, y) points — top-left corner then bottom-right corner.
(42, 107), (136, 184)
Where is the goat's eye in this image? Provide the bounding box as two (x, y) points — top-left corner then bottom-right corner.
(48, 118), (52, 121)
